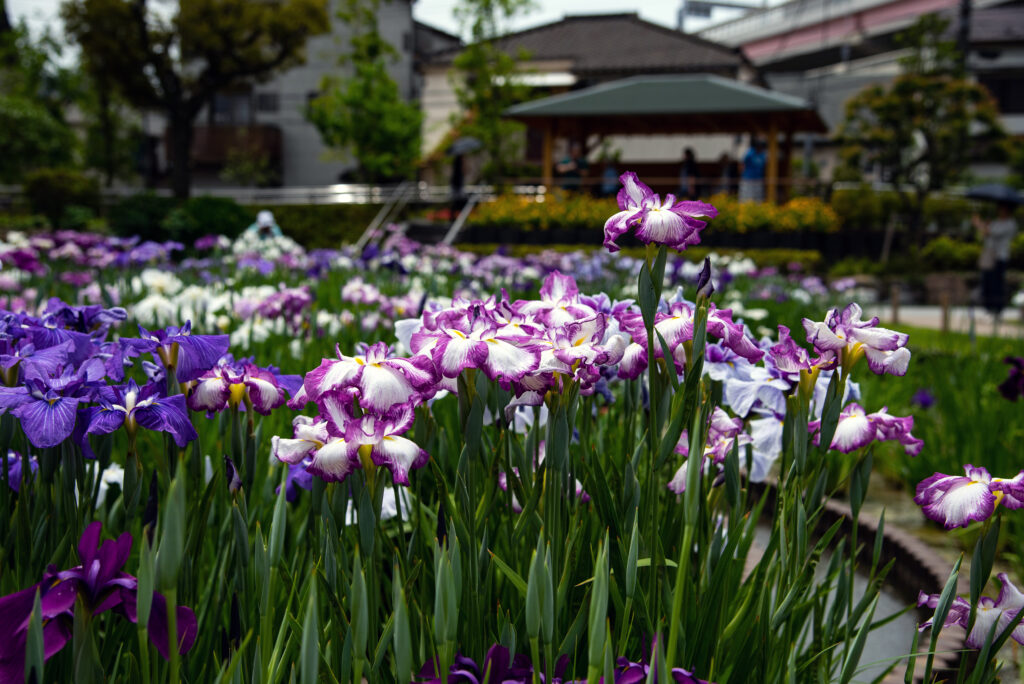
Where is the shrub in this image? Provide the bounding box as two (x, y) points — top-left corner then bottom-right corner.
(108, 192), (177, 241)
(23, 168), (101, 229)
(251, 204), (379, 248)
(0, 213), (49, 232)
(919, 235), (982, 271)
(831, 184), (885, 230)
(162, 196), (252, 244)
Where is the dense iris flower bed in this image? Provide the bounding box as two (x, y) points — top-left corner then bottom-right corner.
(0, 174), (1021, 682)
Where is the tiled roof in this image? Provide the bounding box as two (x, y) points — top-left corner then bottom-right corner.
(428, 13), (741, 74)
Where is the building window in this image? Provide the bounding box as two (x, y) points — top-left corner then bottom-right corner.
(255, 92), (279, 113)
(977, 75), (1024, 114)
(211, 93), (252, 125)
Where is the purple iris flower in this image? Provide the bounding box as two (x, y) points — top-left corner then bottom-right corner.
(278, 459), (313, 502)
(41, 298), (127, 335)
(74, 379), (198, 454)
(122, 321), (230, 383)
(998, 357), (1024, 401)
(418, 644), (713, 683)
(0, 360), (106, 448)
(603, 172), (717, 253)
(0, 522), (197, 679)
(5, 450), (36, 492)
(0, 338), (74, 386)
(911, 388), (935, 408)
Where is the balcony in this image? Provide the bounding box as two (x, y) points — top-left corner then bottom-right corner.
(184, 124), (283, 169)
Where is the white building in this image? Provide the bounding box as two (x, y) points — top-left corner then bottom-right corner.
(184, 0), (459, 189)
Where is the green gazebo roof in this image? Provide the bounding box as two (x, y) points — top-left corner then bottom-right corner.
(505, 74), (827, 134)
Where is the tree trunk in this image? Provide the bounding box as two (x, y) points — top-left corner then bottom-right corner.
(168, 106), (194, 199)
(98, 84), (115, 187)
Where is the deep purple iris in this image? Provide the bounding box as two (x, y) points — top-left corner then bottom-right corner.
(74, 379), (198, 456)
(0, 522), (197, 679)
(417, 645), (712, 683)
(4, 450), (36, 492)
(0, 360), (106, 449)
(911, 388), (936, 409)
(998, 357), (1024, 401)
(121, 321), (230, 383)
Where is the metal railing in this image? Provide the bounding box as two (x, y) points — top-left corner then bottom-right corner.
(0, 181), (548, 209)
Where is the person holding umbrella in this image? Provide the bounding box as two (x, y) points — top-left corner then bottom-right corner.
(970, 193), (1019, 316)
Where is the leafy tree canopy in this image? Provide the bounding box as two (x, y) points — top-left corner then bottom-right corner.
(307, 0), (422, 183)
(62, 0), (330, 197)
(839, 14), (1005, 241)
(451, 0), (535, 184)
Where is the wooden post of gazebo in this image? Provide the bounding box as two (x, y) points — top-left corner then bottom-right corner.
(766, 119), (779, 204)
(542, 124), (554, 189)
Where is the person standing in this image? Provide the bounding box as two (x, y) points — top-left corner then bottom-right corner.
(556, 142), (588, 191)
(678, 147), (699, 199)
(973, 202), (1019, 316)
(739, 139), (766, 202)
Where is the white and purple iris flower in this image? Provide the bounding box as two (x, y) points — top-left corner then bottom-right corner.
(345, 406), (430, 486)
(802, 303), (910, 376)
(186, 355), (302, 416)
(274, 414), (361, 484)
(669, 408), (752, 494)
(302, 341), (436, 413)
(914, 465), (1024, 529)
(918, 573), (1024, 650)
(806, 402), (921, 456)
(74, 378), (197, 453)
(603, 172), (717, 253)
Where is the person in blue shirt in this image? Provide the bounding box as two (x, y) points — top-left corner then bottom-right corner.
(243, 210), (283, 240)
(739, 139), (766, 203)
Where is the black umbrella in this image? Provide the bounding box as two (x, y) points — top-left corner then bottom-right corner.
(447, 136), (483, 156)
(966, 183), (1024, 205)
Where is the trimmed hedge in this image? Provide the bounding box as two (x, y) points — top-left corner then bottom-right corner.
(466, 191), (840, 235)
(251, 204), (378, 249)
(23, 168), (102, 230)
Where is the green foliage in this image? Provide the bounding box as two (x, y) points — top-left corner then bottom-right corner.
(0, 213), (49, 232)
(161, 196), (253, 245)
(220, 137), (276, 188)
(62, 0), (330, 197)
(251, 203), (378, 248)
(0, 96), (77, 182)
(306, 0), (421, 182)
(451, 0), (535, 183)
(468, 192), (839, 234)
(839, 14), (1005, 241)
(919, 235), (981, 271)
(22, 168), (101, 228)
(107, 192), (177, 241)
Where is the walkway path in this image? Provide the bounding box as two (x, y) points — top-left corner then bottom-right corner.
(865, 304), (1024, 339)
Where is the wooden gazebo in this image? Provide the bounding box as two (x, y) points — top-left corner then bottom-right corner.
(505, 74), (828, 203)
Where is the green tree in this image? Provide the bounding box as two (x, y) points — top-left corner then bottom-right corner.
(451, 0), (534, 184)
(61, 0), (330, 198)
(306, 0), (422, 183)
(839, 14), (1004, 247)
(0, 11), (80, 181)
